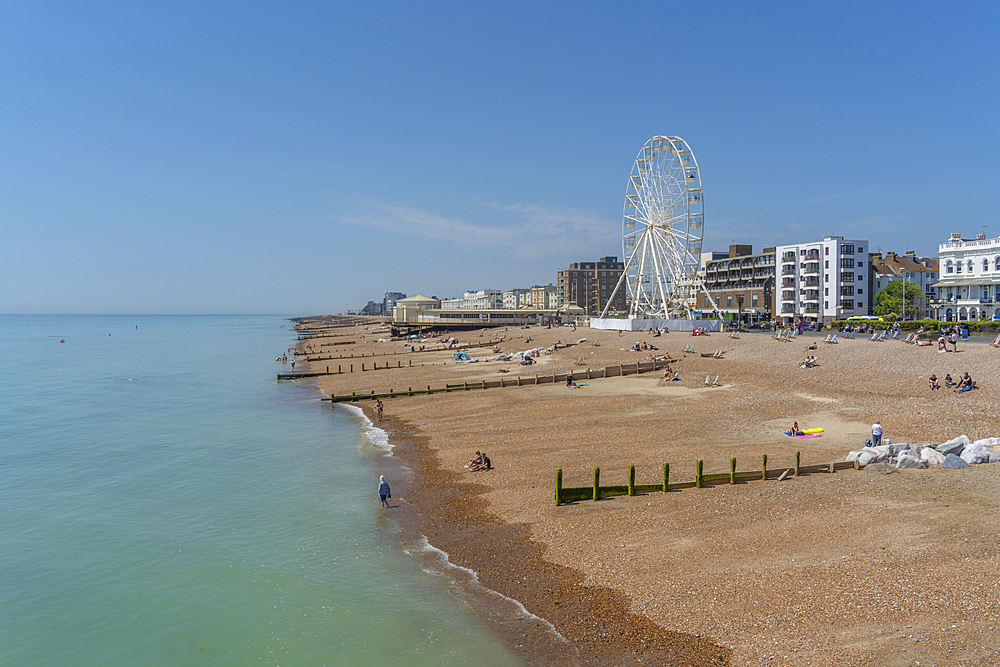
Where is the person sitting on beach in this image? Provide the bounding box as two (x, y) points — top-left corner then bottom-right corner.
(944, 373), (956, 387)
(662, 365), (673, 379)
(469, 452), (491, 472)
(790, 421), (804, 436)
(955, 372), (976, 393)
(929, 374), (940, 390)
(465, 451), (484, 469)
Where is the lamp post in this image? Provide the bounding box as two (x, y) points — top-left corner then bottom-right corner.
(737, 295), (744, 331)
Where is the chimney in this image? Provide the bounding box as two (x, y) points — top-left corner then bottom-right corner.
(951, 232), (961, 240)
(977, 234), (986, 240)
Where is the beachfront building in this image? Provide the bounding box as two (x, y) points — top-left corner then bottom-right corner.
(440, 290), (503, 310)
(383, 292), (407, 315)
(502, 288), (531, 310)
(932, 232), (1000, 322)
(869, 251), (939, 318)
(701, 244), (776, 323)
(391, 294), (440, 323)
(529, 284), (557, 310)
(556, 257), (626, 316)
(775, 236), (870, 325)
(361, 300), (384, 315)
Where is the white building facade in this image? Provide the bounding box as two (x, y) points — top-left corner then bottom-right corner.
(933, 233), (1000, 322)
(775, 236), (870, 325)
(502, 288), (531, 310)
(439, 289), (503, 310)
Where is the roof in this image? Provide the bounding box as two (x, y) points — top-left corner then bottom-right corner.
(396, 294), (439, 303)
(933, 277), (1000, 287)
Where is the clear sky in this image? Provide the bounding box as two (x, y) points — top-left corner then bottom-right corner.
(3, 2), (998, 314)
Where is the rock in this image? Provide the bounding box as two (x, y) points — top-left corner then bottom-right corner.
(960, 446), (1000, 465)
(846, 450), (865, 462)
(940, 453), (970, 469)
(920, 447), (946, 466)
(937, 436), (970, 457)
(896, 454), (929, 469)
(858, 450), (882, 466)
(889, 443), (911, 457)
(866, 462), (897, 474)
(972, 437), (1000, 448)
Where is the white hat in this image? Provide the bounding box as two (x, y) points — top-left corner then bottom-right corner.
(379, 475), (384, 481)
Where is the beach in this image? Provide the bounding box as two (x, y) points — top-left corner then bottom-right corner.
(298, 317), (1000, 666)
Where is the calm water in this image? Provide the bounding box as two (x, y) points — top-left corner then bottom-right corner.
(0, 315), (518, 665)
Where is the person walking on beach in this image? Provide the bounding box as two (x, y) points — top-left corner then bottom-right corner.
(949, 327), (959, 353)
(871, 420), (883, 447)
(376, 399), (383, 422)
(378, 475), (391, 508)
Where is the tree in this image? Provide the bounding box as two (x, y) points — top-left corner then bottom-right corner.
(873, 280), (924, 319)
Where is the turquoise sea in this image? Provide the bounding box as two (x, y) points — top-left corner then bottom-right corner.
(0, 315), (519, 665)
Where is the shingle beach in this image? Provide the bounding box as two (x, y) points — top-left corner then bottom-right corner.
(297, 316), (1000, 666)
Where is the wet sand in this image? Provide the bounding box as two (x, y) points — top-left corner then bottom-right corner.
(295, 318), (1000, 666)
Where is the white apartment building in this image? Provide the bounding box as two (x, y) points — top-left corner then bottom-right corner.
(529, 284), (558, 310)
(933, 232), (1000, 322)
(502, 288), (531, 309)
(439, 289), (503, 310)
(775, 236), (869, 325)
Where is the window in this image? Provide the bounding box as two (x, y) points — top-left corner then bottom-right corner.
(841, 285), (854, 296)
(858, 274), (863, 281)
(727, 295), (732, 307)
(825, 274), (829, 282)
(800, 250), (806, 256)
(751, 294), (758, 307)
(957, 262), (962, 273)
(841, 244), (855, 254)
(995, 257), (1000, 271)
(824, 301), (828, 308)
(825, 288), (829, 296)
(857, 261), (863, 268)
(825, 260), (829, 268)
(842, 299), (855, 309)
(947, 260), (954, 274)
(825, 247), (829, 255)
(968, 261), (974, 272)
(985, 260), (990, 273)
(842, 272), (854, 282)
(841, 258), (855, 269)
(858, 288), (863, 294)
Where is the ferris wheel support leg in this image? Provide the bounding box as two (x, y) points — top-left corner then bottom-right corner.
(599, 244), (641, 319)
(646, 231), (672, 319)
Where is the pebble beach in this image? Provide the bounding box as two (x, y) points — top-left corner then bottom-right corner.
(297, 317), (1000, 666)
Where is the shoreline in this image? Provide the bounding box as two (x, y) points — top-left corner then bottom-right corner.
(369, 412), (731, 666)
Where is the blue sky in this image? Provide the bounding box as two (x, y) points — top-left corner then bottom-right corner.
(3, 2), (998, 313)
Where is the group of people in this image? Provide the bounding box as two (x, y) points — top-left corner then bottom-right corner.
(931, 372), (977, 392)
(799, 355), (818, 369)
(464, 450), (492, 472)
(662, 366), (681, 381)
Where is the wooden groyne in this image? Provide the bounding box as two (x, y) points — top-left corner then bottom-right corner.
(314, 358), (676, 398)
(554, 453), (859, 505)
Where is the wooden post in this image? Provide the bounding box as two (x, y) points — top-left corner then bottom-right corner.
(730, 457), (737, 484)
(390, 388), (394, 397)
(593, 466), (601, 501)
(628, 464), (635, 496)
(427, 385), (431, 394)
(695, 459), (703, 488)
(555, 468), (563, 506)
(587, 369), (591, 379)
(351, 364), (353, 373)
(482, 380), (486, 389)
(795, 451), (801, 477)
(371, 390), (374, 398)
(517, 376), (521, 386)
(398, 361), (401, 368)
(326, 366), (329, 373)
(352, 391), (356, 400)
(338, 365), (342, 373)
(762, 454), (768, 480)
(362, 363), (365, 371)
(408, 387), (412, 396)
(464, 382), (468, 390)
(663, 462), (669, 491)
(409, 360), (412, 367)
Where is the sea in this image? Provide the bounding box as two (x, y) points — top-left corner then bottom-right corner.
(0, 315), (521, 666)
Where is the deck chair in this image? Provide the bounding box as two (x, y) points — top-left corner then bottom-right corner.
(730, 331), (741, 339)
(990, 335), (1000, 348)
(829, 334), (837, 344)
(712, 349), (724, 358)
(707, 375), (721, 386)
(682, 344), (695, 353)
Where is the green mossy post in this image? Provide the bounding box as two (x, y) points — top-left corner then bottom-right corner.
(762, 454), (768, 481)
(464, 382), (468, 390)
(555, 468), (563, 506)
(663, 462), (670, 491)
(628, 464), (635, 496)
(730, 457), (737, 484)
(427, 385), (431, 393)
(593, 466), (601, 501)
(352, 391), (356, 399)
(408, 387), (412, 396)
(695, 459), (704, 488)
(390, 389), (394, 397)
(795, 450), (801, 476)
(371, 390), (375, 398)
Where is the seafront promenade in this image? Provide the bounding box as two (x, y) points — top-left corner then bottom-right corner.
(297, 316), (1000, 666)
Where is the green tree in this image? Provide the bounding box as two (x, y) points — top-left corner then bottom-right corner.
(873, 280), (924, 319)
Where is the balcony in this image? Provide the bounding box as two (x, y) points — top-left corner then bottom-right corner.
(781, 279), (795, 288)
(804, 278), (820, 287)
(781, 269), (796, 275)
(782, 252), (796, 262)
(806, 251), (820, 260)
(782, 291), (796, 301)
(804, 305), (820, 313)
(804, 291), (820, 301)
(781, 305), (795, 314)
(803, 263), (820, 274)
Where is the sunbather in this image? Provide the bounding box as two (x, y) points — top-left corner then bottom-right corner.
(465, 451), (484, 468)
(469, 452), (491, 472)
(790, 421), (804, 436)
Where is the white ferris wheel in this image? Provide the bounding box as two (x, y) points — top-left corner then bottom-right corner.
(600, 136), (717, 319)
